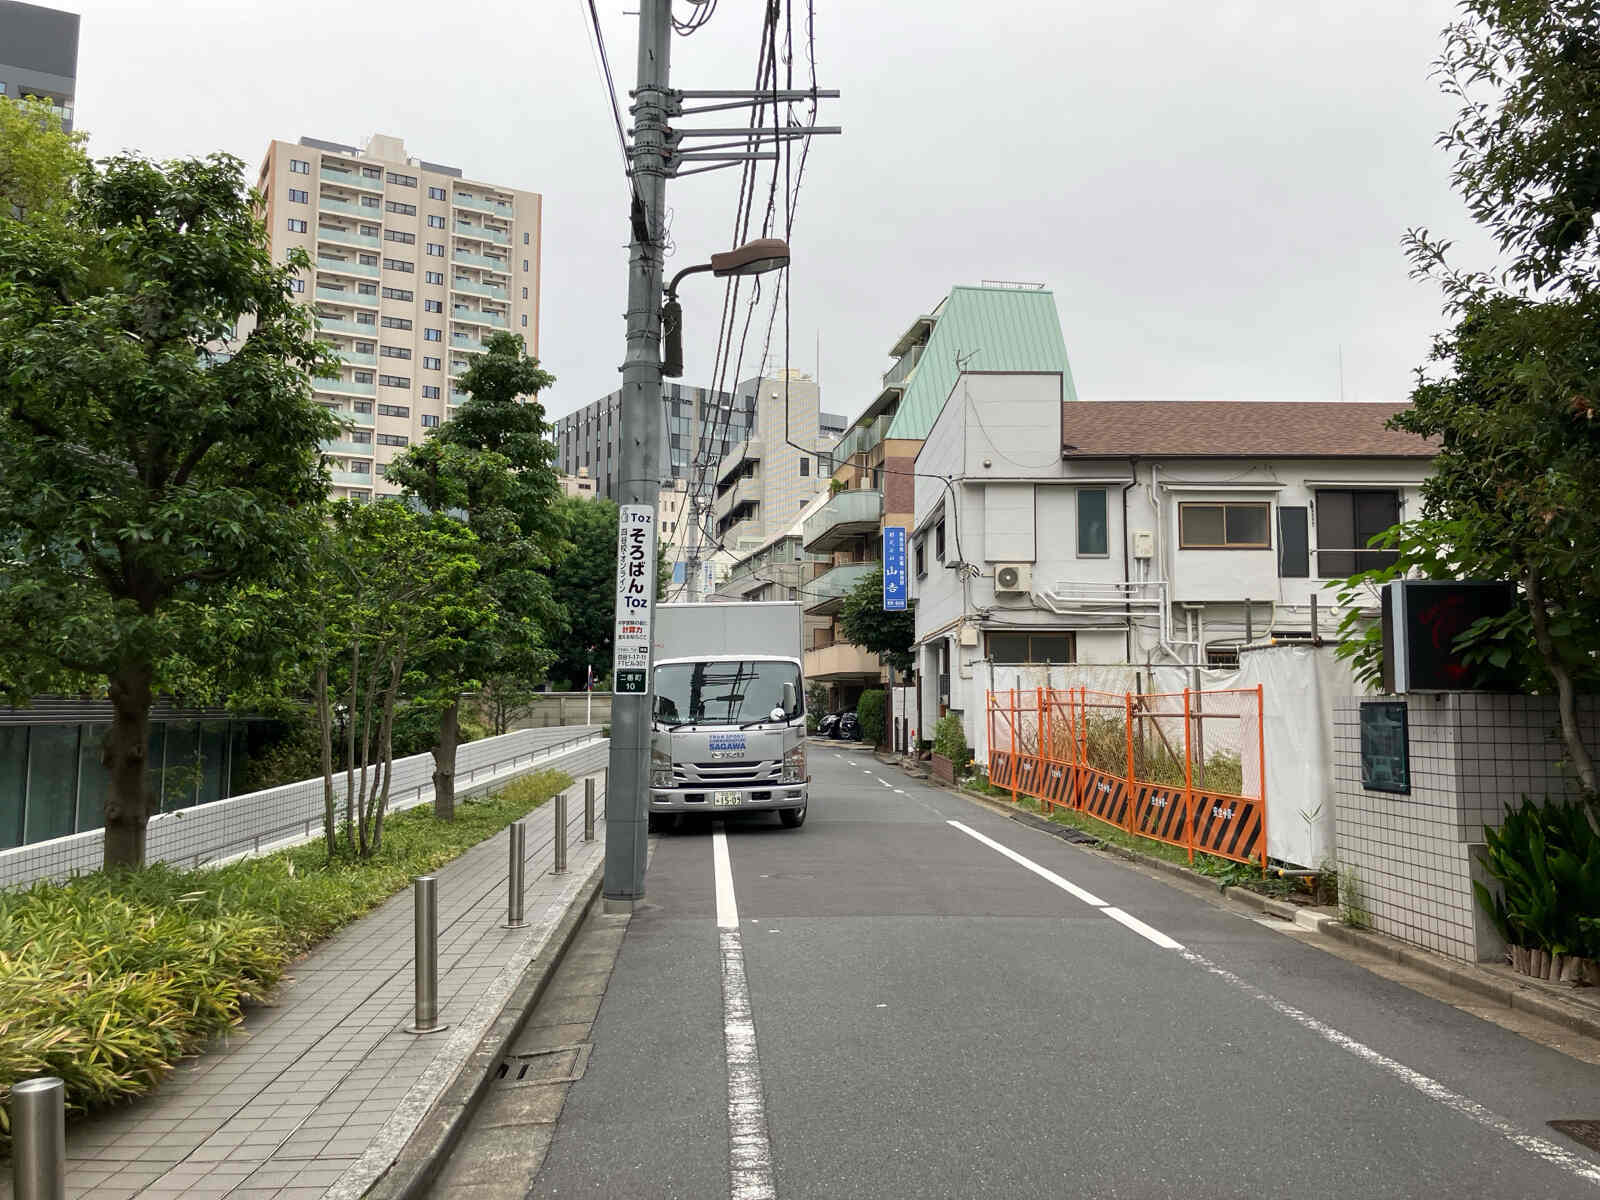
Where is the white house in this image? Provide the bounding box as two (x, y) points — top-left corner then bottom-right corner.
(910, 371), (1436, 754)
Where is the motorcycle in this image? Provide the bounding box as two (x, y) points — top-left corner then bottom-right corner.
(838, 711), (861, 741)
(817, 712), (841, 738)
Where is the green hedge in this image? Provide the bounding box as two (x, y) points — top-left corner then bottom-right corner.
(932, 714), (969, 768)
(857, 689), (886, 747)
(0, 767), (571, 1150)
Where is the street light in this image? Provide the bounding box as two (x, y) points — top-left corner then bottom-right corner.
(661, 237), (790, 378)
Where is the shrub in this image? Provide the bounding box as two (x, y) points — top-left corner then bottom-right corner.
(805, 681), (828, 734)
(932, 714), (969, 769)
(857, 689), (886, 747)
(0, 767), (570, 1149)
(1474, 795), (1600, 959)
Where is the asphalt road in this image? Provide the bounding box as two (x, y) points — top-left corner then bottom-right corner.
(527, 747), (1600, 1200)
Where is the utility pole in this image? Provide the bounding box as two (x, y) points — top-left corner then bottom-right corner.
(603, 0), (671, 912)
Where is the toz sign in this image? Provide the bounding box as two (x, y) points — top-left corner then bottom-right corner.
(612, 505), (657, 694)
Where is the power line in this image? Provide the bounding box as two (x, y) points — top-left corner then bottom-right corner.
(581, 0), (634, 186)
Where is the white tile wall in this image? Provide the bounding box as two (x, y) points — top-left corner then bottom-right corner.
(0, 726), (605, 889)
(1333, 693), (1598, 963)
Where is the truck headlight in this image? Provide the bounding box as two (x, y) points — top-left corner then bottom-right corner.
(781, 743), (806, 783)
(650, 745), (673, 788)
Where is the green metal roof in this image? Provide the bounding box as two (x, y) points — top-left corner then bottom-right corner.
(883, 286), (1076, 441)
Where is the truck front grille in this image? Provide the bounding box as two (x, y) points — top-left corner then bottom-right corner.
(673, 760), (781, 788)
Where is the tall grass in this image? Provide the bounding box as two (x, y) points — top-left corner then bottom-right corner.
(0, 768), (570, 1150)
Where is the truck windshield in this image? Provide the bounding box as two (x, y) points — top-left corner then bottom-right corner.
(653, 660), (801, 728)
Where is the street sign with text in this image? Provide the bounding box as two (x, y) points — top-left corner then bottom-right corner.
(883, 525), (907, 611)
(612, 505), (657, 694)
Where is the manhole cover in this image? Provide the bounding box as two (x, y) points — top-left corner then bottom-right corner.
(1549, 1120), (1600, 1152)
(493, 1044), (591, 1088)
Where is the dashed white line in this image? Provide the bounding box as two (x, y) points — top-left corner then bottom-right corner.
(711, 825), (776, 1200)
(948, 815), (1600, 1187)
(878, 778), (892, 789)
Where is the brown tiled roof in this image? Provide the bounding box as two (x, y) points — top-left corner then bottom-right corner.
(1059, 401), (1436, 458)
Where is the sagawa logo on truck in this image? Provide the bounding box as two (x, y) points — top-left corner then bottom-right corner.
(709, 734), (747, 753)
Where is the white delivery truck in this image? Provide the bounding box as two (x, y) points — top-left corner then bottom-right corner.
(648, 601), (809, 831)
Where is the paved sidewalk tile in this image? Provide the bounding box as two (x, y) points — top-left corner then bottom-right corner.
(0, 748), (605, 1200)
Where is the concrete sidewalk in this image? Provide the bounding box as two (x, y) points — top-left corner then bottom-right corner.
(7, 748), (608, 1200)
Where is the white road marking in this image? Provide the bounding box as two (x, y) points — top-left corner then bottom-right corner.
(1180, 948), (1600, 1187)
(712, 824), (777, 1200)
(947, 816), (1600, 1187)
(947, 820), (1108, 908)
(878, 778), (892, 789)
(1103, 906), (1185, 950)
(894, 789), (906, 795)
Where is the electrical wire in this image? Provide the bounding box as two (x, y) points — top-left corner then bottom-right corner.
(581, 0), (634, 187)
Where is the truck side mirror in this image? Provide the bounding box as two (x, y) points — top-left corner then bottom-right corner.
(782, 681), (797, 715)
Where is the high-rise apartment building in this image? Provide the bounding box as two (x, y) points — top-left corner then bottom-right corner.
(553, 383), (747, 502)
(0, 1), (79, 129)
(257, 134), (542, 501)
(710, 371), (834, 555)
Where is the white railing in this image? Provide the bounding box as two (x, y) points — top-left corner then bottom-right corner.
(0, 727), (607, 889)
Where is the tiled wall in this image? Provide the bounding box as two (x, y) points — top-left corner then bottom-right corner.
(0, 726), (606, 889)
(1333, 693), (1598, 963)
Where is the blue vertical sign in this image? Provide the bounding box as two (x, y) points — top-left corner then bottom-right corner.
(882, 525), (908, 611)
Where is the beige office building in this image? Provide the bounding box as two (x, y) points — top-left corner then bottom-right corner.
(257, 134), (542, 500)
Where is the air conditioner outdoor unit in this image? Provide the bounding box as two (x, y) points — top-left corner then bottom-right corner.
(994, 563), (1033, 595)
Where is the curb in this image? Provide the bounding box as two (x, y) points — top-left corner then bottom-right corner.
(365, 855), (606, 1200)
(945, 781), (1600, 1044)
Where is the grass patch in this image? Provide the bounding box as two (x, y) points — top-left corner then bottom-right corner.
(0, 768), (571, 1149)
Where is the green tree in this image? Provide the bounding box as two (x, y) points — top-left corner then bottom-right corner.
(0, 94), (86, 218)
(385, 330), (561, 819)
(308, 500), (486, 856)
(0, 151), (339, 868)
(838, 568), (915, 677)
(548, 495), (622, 690)
(1335, 3), (1600, 799)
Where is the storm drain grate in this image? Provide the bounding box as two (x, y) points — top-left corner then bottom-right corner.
(493, 1044), (592, 1088)
(1549, 1120), (1600, 1153)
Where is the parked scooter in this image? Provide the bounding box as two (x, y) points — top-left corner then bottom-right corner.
(838, 711), (861, 741)
(817, 712), (841, 738)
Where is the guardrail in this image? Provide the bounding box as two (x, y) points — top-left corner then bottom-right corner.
(986, 686), (1267, 867)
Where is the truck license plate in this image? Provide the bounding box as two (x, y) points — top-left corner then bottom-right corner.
(712, 791), (742, 807)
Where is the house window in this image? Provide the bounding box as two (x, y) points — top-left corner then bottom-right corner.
(383, 258), (414, 273)
(427, 243), (445, 257)
(935, 520), (946, 562)
(377, 433), (409, 447)
(1178, 502), (1270, 550)
(523, 259), (529, 271)
(288, 158), (309, 174)
(1077, 488), (1108, 557)
(362, 166), (382, 179)
(286, 218), (306, 233)
(289, 278), (305, 293)
(380, 346), (412, 359)
(424, 299), (442, 313)
(422, 386), (440, 399)
(799, 457), (810, 477)
(523, 232), (530, 244)
(986, 632), (1075, 664)
(386, 172), (417, 188)
(521, 314), (528, 327)
(377, 403), (410, 417)
(384, 229), (416, 244)
(915, 539), (927, 579)
(422, 356), (441, 370)
(522, 286), (529, 299)
(425, 270), (444, 285)
(381, 315), (413, 329)
(424, 328), (442, 341)
(428, 185), (446, 200)
(378, 374), (410, 388)
(288, 188), (308, 203)
(381, 287), (413, 302)
(1314, 490), (1400, 577)
(421, 414), (440, 427)
(427, 215), (445, 228)
(385, 200), (416, 216)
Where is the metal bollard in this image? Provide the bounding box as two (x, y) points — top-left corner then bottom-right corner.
(554, 790), (568, 875)
(504, 822), (527, 929)
(11, 1075), (65, 1200)
(583, 778), (596, 842)
(406, 875), (448, 1034)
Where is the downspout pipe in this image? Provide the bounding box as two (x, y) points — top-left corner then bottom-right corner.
(1121, 457), (1139, 663)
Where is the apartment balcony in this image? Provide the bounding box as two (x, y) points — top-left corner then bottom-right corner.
(313, 376), (377, 398)
(804, 562), (876, 616)
(336, 348), (377, 367)
(319, 166), (381, 193)
(315, 284), (378, 309)
(452, 192), (514, 217)
(882, 340), (925, 388)
(315, 315), (376, 336)
(720, 511), (763, 550)
(320, 438), (377, 457)
(452, 249), (511, 274)
(316, 255), (379, 279)
(331, 469), (374, 486)
(802, 489), (883, 552)
(451, 308), (508, 330)
(317, 226), (380, 250)
(317, 194), (372, 219)
(803, 640), (881, 683)
(716, 438), (764, 486)
(450, 332), (486, 352)
(450, 276), (508, 301)
(453, 220), (511, 246)
(713, 472), (760, 523)
(345, 408), (375, 426)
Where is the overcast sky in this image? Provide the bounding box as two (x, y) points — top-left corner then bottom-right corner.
(66, 0), (1493, 423)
